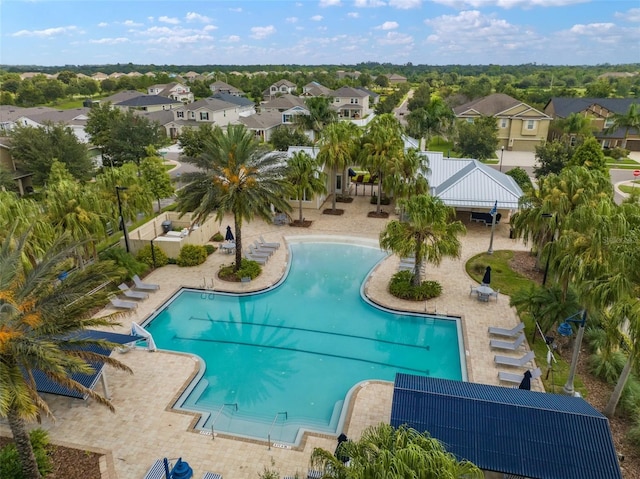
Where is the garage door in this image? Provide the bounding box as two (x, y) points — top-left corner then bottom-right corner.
(626, 139), (640, 152)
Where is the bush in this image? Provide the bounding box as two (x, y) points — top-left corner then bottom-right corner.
(604, 146), (630, 160)
(176, 244), (208, 267)
(505, 167), (533, 190)
(211, 231), (224, 242)
(370, 194), (391, 205)
(388, 270), (443, 300)
(0, 429), (52, 479)
(136, 244), (169, 268)
(99, 246), (148, 279)
(587, 351), (627, 383)
(218, 259), (262, 281)
(205, 244), (217, 255)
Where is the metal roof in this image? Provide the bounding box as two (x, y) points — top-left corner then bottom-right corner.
(391, 374), (622, 479)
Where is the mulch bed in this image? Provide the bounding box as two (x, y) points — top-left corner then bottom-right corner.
(367, 211), (390, 218)
(290, 220), (313, 228)
(336, 197), (354, 203)
(323, 209), (345, 215)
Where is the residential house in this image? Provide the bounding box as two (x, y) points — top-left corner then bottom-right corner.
(91, 72), (109, 81)
(454, 93), (551, 152)
(357, 87), (380, 106)
(100, 90), (145, 105)
(210, 93), (255, 117)
(301, 81), (333, 98)
(209, 80), (245, 97)
(182, 71), (200, 81)
(336, 70), (360, 80)
(385, 73), (407, 84)
(544, 97), (640, 151)
(114, 95), (182, 113)
(0, 137), (34, 196)
(19, 72), (51, 80)
(147, 82), (194, 103)
(329, 87), (372, 120)
(263, 79), (297, 100)
(239, 111), (283, 142)
(260, 94), (307, 114)
(0, 105), (91, 143)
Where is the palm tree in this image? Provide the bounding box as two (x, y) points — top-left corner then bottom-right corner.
(0, 226), (131, 479)
(317, 121), (361, 213)
(176, 124), (292, 271)
(310, 423), (482, 478)
(295, 96), (338, 143)
(604, 103), (640, 150)
(286, 150), (327, 223)
(379, 195), (466, 286)
(360, 114), (404, 215)
(406, 97), (455, 150)
(385, 147), (430, 202)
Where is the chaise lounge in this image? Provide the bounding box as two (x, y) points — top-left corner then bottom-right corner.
(133, 274), (160, 291)
(118, 283), (149, 300)
(488, 322), (525, 338)
(494, 350), (535, 367)
(498, 367), (542, 384)
(490, 332), (526, 351)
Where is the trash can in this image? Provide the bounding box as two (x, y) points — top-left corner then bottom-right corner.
(161, 220), (173, 234)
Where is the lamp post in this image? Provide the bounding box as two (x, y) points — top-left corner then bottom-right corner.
(115, 186), (130, 253)
(499, 146), (505, 172)
(541, 213), (557, 286)
(558, 310), (587, 396)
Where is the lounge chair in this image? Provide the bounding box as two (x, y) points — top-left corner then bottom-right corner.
(259, 235), (280, 249)
(244, 253), (267, 265)
(249, 245), (272, 258)
(118, 283), (149, 300)
(143, 459), (167, 479)
(490, 332), (526, 351)
(252, 241), (275, 255)
(133, 274), (160, 291)
(494, 350), (535, 367)
(202, 473), (223, 479)
(109, 296), (138, 310)
(498, 367), (542, 384)
(488, 322), (525, 338)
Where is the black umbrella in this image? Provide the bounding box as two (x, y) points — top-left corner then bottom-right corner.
(335, 433), (349, 464)
(482, 266), (491, 285)
(519, 370), (532, 390)
(225, 225), (234, 242)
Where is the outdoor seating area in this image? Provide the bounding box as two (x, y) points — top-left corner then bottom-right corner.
(470, 211), (502, 225)
(469, 285), (499, 302)
(244, 236), (280, 265)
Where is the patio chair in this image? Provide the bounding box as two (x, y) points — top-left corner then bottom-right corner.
(109, 296), (138, 310)
(133, 274), (160, 291)
(118, 283), (149, 300)
(490, 332), (526, 351)
(488, 322), (525, 338)
(469, 285), (478, 296)
(259, 235), (280, 249)
(498, 367), (542, 384)
(494, 350), (535, 367)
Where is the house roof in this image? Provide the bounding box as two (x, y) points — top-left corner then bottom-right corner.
(116, 95), (182, 108)
(330, 86), (369, 99)
(210, 93), (254, 108)
(302, 82), (333, 97)
(422, 151), (523, 210)
(0, 106), (56, 123)
(454, 93), (550, 120)
(179, 97), (238, 113)
(136, 109), (176, 125)
(545, 97), (638, 118)
(239, 111), (282, 130)
(101, 90), (145, 104)
(391, 374), (622, 479)
(209, 80), (243, 95)
(261, 94), (307, 110)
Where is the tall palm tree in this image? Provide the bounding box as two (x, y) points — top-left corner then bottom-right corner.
(360, 114), (405, 215)
(310, 423), (482, 478)
(385, 147), (430, 202)
(379, 195), (466, 286)
(317, 121), (361, 213)
(0, 226), (131, 479)
(295, 96), (338, 143)
(286, 150), (327, 223)
(176, 124), (292, 271)
(406, 97), (455, 150)
(604, 103), (640, 150)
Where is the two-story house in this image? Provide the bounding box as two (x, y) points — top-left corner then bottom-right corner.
(209, 80), (245, 97)
(544, 97), (639, 151)
(263, 80), (297, 100)
(147, 82), (194, 103)
(301, 81), (333, 98)
(115, 95), (182, 113)
(329, 87), (372, 120)
(454, 93), (551, 152)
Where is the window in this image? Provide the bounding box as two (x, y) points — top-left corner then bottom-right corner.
(526, 120), (535, 130)
(604, 118), (614, 128)
(350, 98), (358, 104)
(335, 97), (340, 103)
(290, 187), (312, 202)
(200, 112), (209, 121)
(500, 119), (507, 128)
(466, 118), (474, 124)
(177, 111), (184, 118)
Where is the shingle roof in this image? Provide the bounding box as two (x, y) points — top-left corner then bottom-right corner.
(391, 374), (622, 479)
(546, 97), (638, 118)
(116, 95), (182, 107)
(239, 111), (282, 130)
(101, 90), (145, 104)
(454, 93), (522, 116)
(210, 92), (254, 107)
(330, 86), (369, 98)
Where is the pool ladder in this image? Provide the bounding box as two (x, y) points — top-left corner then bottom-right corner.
(268, 411), (288, 449)
(210, 403), (238, 440)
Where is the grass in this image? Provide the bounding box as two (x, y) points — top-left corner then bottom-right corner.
(426, 137), (462, 158)
(619, 182), (640, 194)
(47, 99), (86, 109)
(465, 250), (587, 396)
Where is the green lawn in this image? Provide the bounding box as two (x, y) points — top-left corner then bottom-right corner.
(619, 181), (640, 194)
(465, 250), (587, 396)
(426, 137), (462, 158)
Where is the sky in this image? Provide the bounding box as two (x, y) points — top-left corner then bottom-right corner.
(1, 0), (639, 67)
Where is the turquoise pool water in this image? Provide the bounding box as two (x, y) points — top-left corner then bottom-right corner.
(144, 241), (463, 444)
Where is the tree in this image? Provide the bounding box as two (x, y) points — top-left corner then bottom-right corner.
(569, 136), (607, 171)
(176, 124), (292, 271)
(406, 97), (454, 149)
(310, 423), (482, 478)
(286, 151), (327, 223)
(178, 124), (216, 158)
(533, 139), (574, 178)
(407, 82), (431, 111)
(505, 167), (533, 191)
(0, 226), (131, 479)
(269, 125), (312, 151)
(295, 96), (337, 142)
(605, 103), (640, 150)
(140, 147), (175, 212)
(9, 123), (93, 185)
(455, 116), (498, 160)
(374, 75), (389, 87)
(379, 195), (466, 286)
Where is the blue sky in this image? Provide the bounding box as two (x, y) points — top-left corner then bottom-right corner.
(1, 0), (639, 67)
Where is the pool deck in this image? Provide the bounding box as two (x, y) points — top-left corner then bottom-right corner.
(0, 196), (540, 479)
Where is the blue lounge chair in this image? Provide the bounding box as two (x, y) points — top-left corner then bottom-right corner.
(143, 459), (168, 479)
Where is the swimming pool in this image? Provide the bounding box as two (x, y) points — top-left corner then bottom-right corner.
(143, 239), (464, 445)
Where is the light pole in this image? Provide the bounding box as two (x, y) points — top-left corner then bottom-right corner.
(499, 146), (505, 172)
(541, 213), (557, 286)
(487, 200), (498, 254)
(557, 310), (587, 396)
(115, 186), (130, 253)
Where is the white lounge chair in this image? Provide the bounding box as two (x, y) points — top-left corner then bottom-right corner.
(488, 322), (525, 338)
(109, 296), (138, 310)
(249, 245), (272, 258)
(133, 274), (160, 291)
(494, 350), (535, 367)
(490, 332), (526, 351)
(251, 242), (274, 256)
(498, 367), (542, 384)
(259, 235), (280, 249)
(118, 283), (149, 300)
(244, 253), (267, 265)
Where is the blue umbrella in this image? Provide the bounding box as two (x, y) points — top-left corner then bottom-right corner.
(225, 225), (234, 242)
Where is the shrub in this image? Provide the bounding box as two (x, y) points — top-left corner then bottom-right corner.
(136, 244), (169, 268)
(604, 146), (629, 160)
(0, 428), (52, 479)
(587, 351), (627, 384)
(370, 194), (391, 205)
(218, 259), (262, 281)
(176, 244), (208, 267)
(99, 246), (148, 279)
(211, 231), (224, 242)
(388, 270), (443, 300)
(505, 167), (533, 190)
(205, 244), (217, 255)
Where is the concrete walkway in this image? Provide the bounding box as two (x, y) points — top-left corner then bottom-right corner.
(0, 196), (536, 479)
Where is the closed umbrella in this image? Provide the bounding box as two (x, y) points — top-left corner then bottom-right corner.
(225, 225), (234, 242)
(519, 370), (532, 390)
(482, 266), (491, 285)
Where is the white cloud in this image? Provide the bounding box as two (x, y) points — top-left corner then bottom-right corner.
(89, 37), (130, 45)
(286, 17), (299, 23)
(203, 25), (218, 32)
(229, 7), (242, 12)
(354, 0), (387, 7)
(311, 15), (324, 21)
(97, 22), (108, 27)
(347, 12), (360, 18)
(319, 0), (342, 6)
(147, 17), (154, 22)
(159, 16), (180, 25)
(615, 8), (640, 23)
(388, 0), (421, 8)
(185, 12), (211, 23)
(12, 26), (80, 37)
(250, 25), (276, 39)
(432, 0), (588, 8)
(569, 22), (615, 35)
(378, 21), (399, 30)
(123, 20), (143, 27)
(378, 31), (413, 45)
(226, 35), (241, 42)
